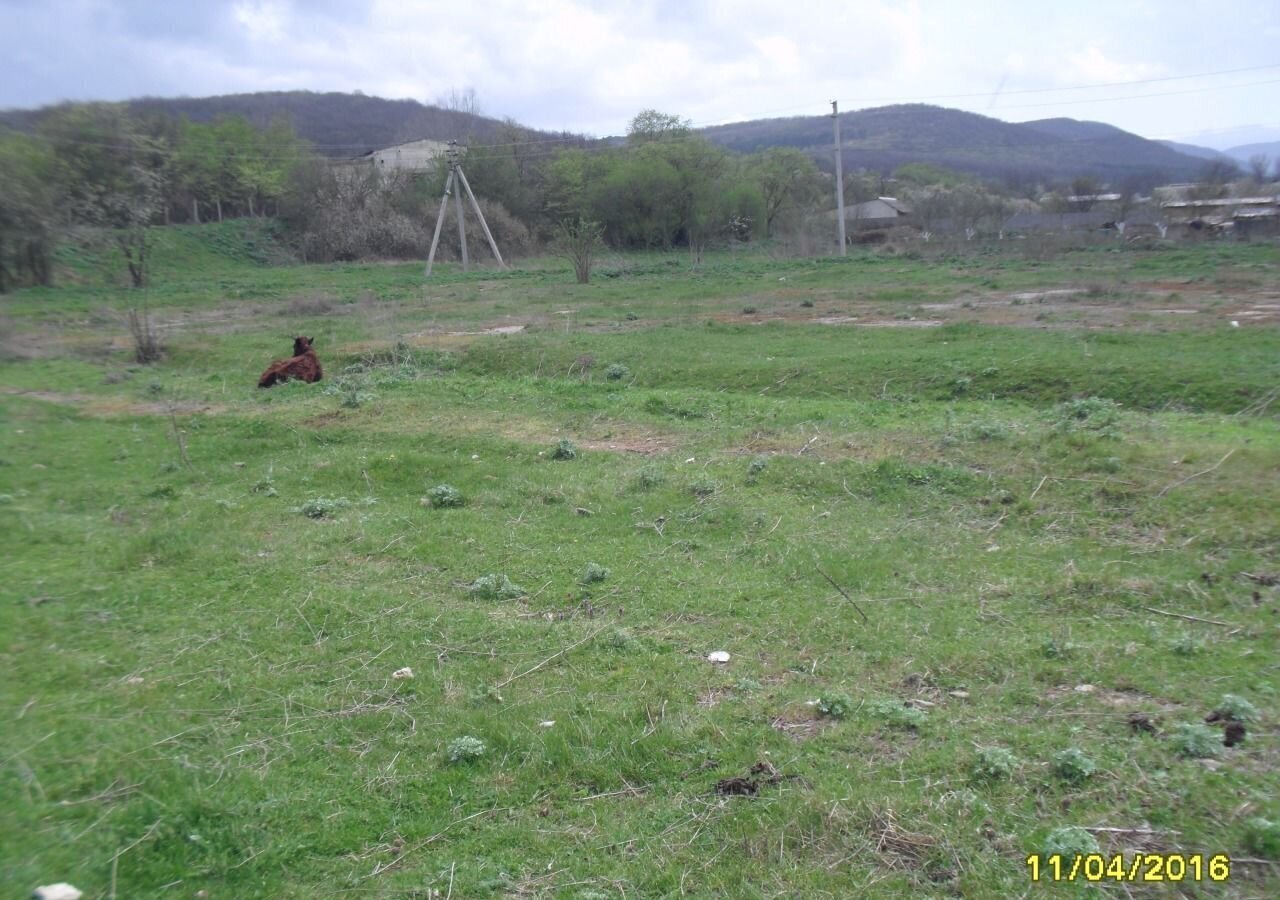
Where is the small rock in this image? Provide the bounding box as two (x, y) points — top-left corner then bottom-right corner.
(539, 720), (555, 728)
(32, 463), (47, 470)
(706, 650), (731, 664)
(33, 886), (83, 900)
(471, 454), (480, 460)
(948, 690), (969, 699)
(1230, 320), (1240, 327)
(233, 462), (246, 468)
(1074, 684), (1096, 693)
(391, 667), (414, 680)
(685, 457), (696, 463)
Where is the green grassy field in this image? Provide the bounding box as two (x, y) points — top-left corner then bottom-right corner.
(2, 225), (1279, 897)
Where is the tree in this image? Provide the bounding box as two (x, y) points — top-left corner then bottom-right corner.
(0, 133), (60, 291)
(626, 109), (690, 145)
(1247, 154), (1270, 184)
(40, 103), (166, 287)
(552, 217), (604, 283)
(749, 147), (822, 236)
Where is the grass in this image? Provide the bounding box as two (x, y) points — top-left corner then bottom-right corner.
(1, 224), (1278, 897)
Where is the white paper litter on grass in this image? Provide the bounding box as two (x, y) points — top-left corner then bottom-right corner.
(34, 885), (83, 900)
(707, 651), (731, 664)
(392, 667), (415, 680)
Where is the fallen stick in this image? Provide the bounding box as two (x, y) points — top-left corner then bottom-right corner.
(495, 624), (610, 689)
(1156, 449), (1236, 498)
(817, 567), (870, 624)
(1140, 606), (1234, 628)
(1082, 826), (1180, 836)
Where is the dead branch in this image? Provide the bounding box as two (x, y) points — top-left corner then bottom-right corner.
(495, 624), (611, 690)
(1156, 449), (1236, 498)
(1140, 606), (1234, 627)
(816, 566), (870, 624)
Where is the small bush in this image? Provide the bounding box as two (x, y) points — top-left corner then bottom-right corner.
(1169, 633), (1205, 656)
(1040, 638), (1078, 659)
(425, 484), (464, 508)
(633, 466), (665, 490)
(1041, 826), (1100, 859)
(297, 497), (350, 519)
(605, 363), (630, 381)
(690, 478), (719, 498)
(552, 439), (578, 461)
(746, 455), (769, 480)
(800, 299), (815, 308)
(468, 573), (526, 601)
(1244, 817), (1280, 858)
(972, 747), (1018, 780)
(1052, 397), (1123, 438)
(580, 562), (610, 585)
(817, 693), (854, 719)
(867, 699), (927, 729)
(1052, 748), (1096, 783)
(1214, 694), (1260, 724)
(446, 736), (486, 763)
(1171, 723), (1221, 758)
(604, 627), (637, 651)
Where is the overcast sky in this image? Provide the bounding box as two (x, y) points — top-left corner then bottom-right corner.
(5, 0), (1279, 148)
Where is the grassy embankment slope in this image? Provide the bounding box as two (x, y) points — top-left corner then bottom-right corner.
(2, 223), (1278, 896)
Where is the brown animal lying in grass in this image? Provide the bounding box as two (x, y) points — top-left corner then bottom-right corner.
(258, 336), (323, 388)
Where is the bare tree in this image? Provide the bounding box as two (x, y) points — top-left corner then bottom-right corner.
(1247, 154), (1271, 184)
(552, 218), (604, 284)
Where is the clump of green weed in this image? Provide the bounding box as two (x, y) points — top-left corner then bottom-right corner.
(604, 627), (637, 651)
(324, 372), (375, 408)
(633, 466), (665, 490)
(605, 363), (629, 381)
(580, 562), (610, 585)
(552, 439), (578, 461)
(1040, 826), (1100, 859)
(446, 736), (486, 763)
(965, 421), (1011, 442)
(817, 693), (854, 720)
(1052, 397), (1123, 438)
(1213, 694), (1260, 724)
(1040, 638), (1079, 659)
(1052, 748), (1097, 783)
(424, 484), (464, 508)
(467, 574), (526, 601)
(690, 478), (719, 498)
(951, 376), (972, 395)
(296, 497), (350, 519)
(624, 312), (639, 321)
(1169, 633), (1205, 656)
(1171, 723), (1221, 758)
(734, 677), (762, 692)
(251, 474), (277, 497)
(742, 305), (757, 314)
(867, 699), (927, 729)
(800, 298), (815, 308)
(746, 455), (769, 482)
(972, 747), (1018, 780)
(1244, 817), (1280, 858)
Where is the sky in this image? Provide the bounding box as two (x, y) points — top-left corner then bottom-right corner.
(4, 0), (1280, 149)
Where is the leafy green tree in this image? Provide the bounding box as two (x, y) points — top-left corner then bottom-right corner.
(626, 109), (691, 145)
(749, 147), (823, 236)
(0, 133), (60, 290)
(40, 103), (166, 286)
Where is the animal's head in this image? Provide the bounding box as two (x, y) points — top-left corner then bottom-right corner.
(292, 336), (315, 355)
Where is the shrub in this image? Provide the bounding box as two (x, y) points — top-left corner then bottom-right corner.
(746, 455), (769, 480)
(467, 573), (526, 601)
(633, 466), (665, 490)
(1041, 826), (1100, 859)
(972, 747), (1018, 780)
(425, 484), (464, 508)
(446, 736), (486, 763)
(1171, 723), (1221, 758)
(551, 439), (578, 461)
(1052, 748), (1096, 783)
(605, 363), (630, 381)
(1052, 397), (1123, 438)
(690, 478), (719, 498)
(580, 562), (610, 585)
(817, 693), (853, 719)
(866, 699), (927, 729)
(297, 497), (350, 519)
(1214, 694), (1260, 724)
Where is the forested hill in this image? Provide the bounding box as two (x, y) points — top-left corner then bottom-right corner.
(0, 90), (579, 158)
(700, 104), (1209, 186)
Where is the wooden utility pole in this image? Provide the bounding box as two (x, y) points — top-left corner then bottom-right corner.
(424, 140), (506, 277)
(832, 101), (847, 256)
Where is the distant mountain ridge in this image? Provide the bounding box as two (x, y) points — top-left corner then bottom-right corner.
(1, 91), (1222, 185)
(700, 104), (1211, 187)
(0, 90), (578, 157)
